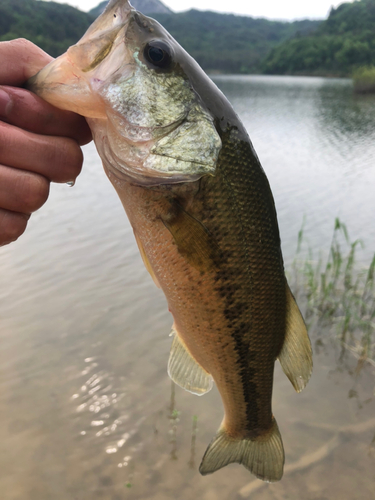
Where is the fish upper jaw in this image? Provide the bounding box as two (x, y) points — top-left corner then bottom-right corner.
(27, 0), (134, 118)
(78, 0), (133, 45)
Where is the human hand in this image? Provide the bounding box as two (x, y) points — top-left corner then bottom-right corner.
(0, 38), (92, 246)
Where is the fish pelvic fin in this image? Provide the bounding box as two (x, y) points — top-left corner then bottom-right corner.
(133, 231), (161, 289)
(199, 418), (285, 482)
(278, 285), (313, 393)
(168, 328), (213, 396)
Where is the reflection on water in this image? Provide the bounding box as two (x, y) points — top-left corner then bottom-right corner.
(0, 75), (374, 499)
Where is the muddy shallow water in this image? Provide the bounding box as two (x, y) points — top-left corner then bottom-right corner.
(1, 76), (375, 499)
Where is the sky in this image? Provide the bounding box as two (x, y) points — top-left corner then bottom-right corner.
(50, 0), (352, 21)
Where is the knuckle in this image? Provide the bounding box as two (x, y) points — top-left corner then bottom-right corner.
(9, 38), (31, 49)
(54, 140), (83, 182)
(10, 38), (40, 55)
(0, 212), (27, 245)
(7, 218), (27, 243)
(21, 174), (50, 212)
(71, 145), (84, 176)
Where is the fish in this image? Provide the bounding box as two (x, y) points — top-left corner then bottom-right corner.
(27, 0), (312, 482)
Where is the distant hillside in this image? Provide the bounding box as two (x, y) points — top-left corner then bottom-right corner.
(0, 0), (92, 57)
(1, 0), (321, 74)
(262, 0), (375, 76)
(1, 0), (322, 74)
(152, 10), (320, 73)
(89, 0), (172, 17)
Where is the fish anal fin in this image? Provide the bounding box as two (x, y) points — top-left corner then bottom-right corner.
(278, 285), (313, 393)
(199, 418), (284, 482)
(134, 232), (161, 289)
(168, 327), (213, 396)
(161, 201), (221, 272)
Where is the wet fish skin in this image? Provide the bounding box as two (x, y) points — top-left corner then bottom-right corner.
(27, 0), (312, 482)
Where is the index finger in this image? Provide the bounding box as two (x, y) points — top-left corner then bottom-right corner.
(0, 86), (92, 146)
(0, 39), (92, 146)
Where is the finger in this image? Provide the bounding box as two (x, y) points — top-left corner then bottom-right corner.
(0, 165), (50, 214)
(0, 121), (83, 183)
(0, 86), (92, 146)
(0, 208), (29, 246)
(0, 39), (53, 86)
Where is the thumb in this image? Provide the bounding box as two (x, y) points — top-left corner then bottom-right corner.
(0, 39), (53, 86)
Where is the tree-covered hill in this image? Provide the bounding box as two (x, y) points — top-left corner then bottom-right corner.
(0, 0), (93, 57)
(152, 10), (320, 73)
(262, 0), (375, 76)
(2, 0), (373, 77)
(0, 0), (321, 73)
(89, 0), (172, 18)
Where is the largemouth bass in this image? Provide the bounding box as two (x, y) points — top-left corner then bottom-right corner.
(28, 0), (312, 482)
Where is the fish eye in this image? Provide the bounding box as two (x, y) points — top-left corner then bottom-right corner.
(144, 41), (172, 69)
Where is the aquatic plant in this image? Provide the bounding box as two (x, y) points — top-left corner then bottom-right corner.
(289, 218), (375, 365)
(353, 66), (375, 94)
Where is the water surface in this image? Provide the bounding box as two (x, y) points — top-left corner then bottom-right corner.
(1, 75), (374, 499)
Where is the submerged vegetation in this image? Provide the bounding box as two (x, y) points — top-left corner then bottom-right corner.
(290, 218), (375, 366)
(353, 65), (375, 93)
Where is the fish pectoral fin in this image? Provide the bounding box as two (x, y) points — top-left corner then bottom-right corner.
(199, 417), (285, 482)
(134, 231), (161, 289)
(161, 201), (221, 272)
(168, 327), (213, 396)
(278, 284), (313, 393)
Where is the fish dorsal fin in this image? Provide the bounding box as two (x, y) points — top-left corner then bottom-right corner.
(161, 202), (221, 272)
(278, 285), (313, 393)
(134, 231), (161, 289)
(168, 327), (213, 396)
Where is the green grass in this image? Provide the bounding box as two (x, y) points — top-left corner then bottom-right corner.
(289, 218), (375, 366)
(353, 66), (375, 94)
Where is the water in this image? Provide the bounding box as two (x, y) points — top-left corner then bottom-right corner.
(0, 76), (374, 499)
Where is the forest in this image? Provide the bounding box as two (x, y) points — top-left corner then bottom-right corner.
(0, 0), (374, 76)
(151, 10), (319, 74)
(262, 0), (375, 76)
(0, 0), (92, 56)
(0, 0), (319, 72)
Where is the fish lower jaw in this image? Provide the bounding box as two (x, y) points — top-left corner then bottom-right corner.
(98, 144), (167, 188)
(99, 137), (208, 187)
(103, 157), (205, 188)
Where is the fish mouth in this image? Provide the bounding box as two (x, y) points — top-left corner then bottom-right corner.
(26, 0), (134, 118)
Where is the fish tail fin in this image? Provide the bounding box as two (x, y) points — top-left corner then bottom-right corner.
(199, 417), (284, 482)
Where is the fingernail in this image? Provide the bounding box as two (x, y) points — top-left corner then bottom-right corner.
(0, 88), (12, 118)
(66, 180), (75, 187)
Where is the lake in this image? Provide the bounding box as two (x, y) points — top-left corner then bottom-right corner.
(1, 75), (375, 499)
